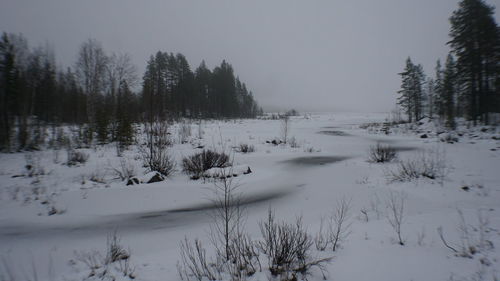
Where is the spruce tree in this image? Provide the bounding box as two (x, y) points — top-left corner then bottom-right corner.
(442, 54), (457, 129)
(448, 0), (499, 124)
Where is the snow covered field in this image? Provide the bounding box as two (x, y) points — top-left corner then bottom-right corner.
(1, 112), (500, 281)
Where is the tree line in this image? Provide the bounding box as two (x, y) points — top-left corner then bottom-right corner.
(397, 0), (500, 128)
(0, 35), (261, 151)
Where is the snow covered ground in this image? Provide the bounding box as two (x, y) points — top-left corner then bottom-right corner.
(1, 112), (500, 281)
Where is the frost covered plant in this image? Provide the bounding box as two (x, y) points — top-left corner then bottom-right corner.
(386, 191), (406, 246)
(105, 231), (130, 264)
(368, 143), (397, 163)
(178, 121), (192, 144)
(236, 143), (255, 153)
(182, 150), (230, 179)
(437, 209), (494, 258)
(288, 136), (299, 148)
(177, 237), (220, 281)
(66, 149), (89, 166)
(109, 158), (136, 181)
(314, 217), (329, 251)
(24, 153), (46, 177)
(139, 121), (175, 177)
(328, 197), (352, 251)
(258, 209), (332, 279)
(280, 115), (290, 144)
(386, 148), (447, 184)
(73, 231), (135, 280)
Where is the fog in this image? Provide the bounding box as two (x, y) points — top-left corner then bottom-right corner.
(1, 0), (498, 112)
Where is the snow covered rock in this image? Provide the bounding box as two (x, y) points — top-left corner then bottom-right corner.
(127, 172), (165, 185)
(439, 132), (459, 143)
(203, 165), (252, 178)
(126, 177), (140, 186)
(141, 171), (165, 183)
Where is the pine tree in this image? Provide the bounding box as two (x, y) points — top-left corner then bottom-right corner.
(433, 60), (446, 119)
(397, 57), (425, 122)
(0, 33), (17, 150)
(448, 0), (500, 124)
(442, 54), (457, 129)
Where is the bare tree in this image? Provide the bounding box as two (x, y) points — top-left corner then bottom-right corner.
(104, 52), (138, 145)
(209, 165), (243, 262)
(106, 53), (138, 94)
(75, 39), (108, 126)
(329, 197), (353, 251)
(280, 115), (290, 144)
(386, 191), (406, 245)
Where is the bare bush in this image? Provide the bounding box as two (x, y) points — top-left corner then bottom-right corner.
(66, 149), (89, 166)
(24, 154), (46, 177)
(74, 250), (103, 278)
(178, 121), (192, 144)
(89, 168), (107, 184)
(182, 150), (230, 179)
(314, 217), (329, 251)
(386, 191), (406, 245)
(227, 234), (261, 279)
(178, 237), (219, 281)
(386, 148), (447, 183)
(109, 158), (136, 181)
(73, 231), (134, 280)
(196, 120), (204, 139)
(368, 143), (397, 163)
(329, 197), (352, 251)
(258, 209), (330, 279)
(280, 115), (290, 144)
(105, 231), (130, 264)
(209, 166), (245, 263)
(438, 209), (494, 258)
(236, 143), (255, 153)
(139, 121), (176, 177)
(288, 136), (299, 148)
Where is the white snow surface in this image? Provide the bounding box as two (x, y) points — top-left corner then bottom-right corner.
(1, 112), (499, 281)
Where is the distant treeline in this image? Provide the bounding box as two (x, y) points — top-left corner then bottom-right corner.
(397, 0), (500, 127)
(0, 34), (262, 150)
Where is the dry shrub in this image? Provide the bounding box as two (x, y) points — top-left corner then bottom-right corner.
(258, 209), (330, 278)
(139, 121), (176, 177)
(66, 149), (89, 166)
(236, 143), (255, 153)
(387, 148), (446, 183)
(182, 150), (230, 179)
(368, 143), (397, 163)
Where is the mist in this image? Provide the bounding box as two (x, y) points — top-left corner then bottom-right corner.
(1, 0), (498, 112)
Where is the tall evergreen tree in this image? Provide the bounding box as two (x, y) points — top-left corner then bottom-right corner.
(448, 0), (500, 124)
(442, 54), (457, 129)
(397, 57), (425, 122)
(0, 33), (18, 150)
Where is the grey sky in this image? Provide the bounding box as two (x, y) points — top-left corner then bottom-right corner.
(1, 0), (499, 112)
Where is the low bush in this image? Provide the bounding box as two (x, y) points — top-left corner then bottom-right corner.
(24, 154), (46, 177)
(236, 143), (255, 153)
(258, 210), (330, 278)
(182, 150), (230, 179)
(386, 148), (446, 183)
(109, 158), (136, 181)
(73, 231), (135, 280)
(178, 121), (192, 144)
(66, 149), (89, 166)
(368, 143), (397, 163)
(105, 231), (130, 264)
(139, 121), (176, 177)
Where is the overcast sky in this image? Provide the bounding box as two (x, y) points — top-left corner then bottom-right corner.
(1, 0), (499, 112)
